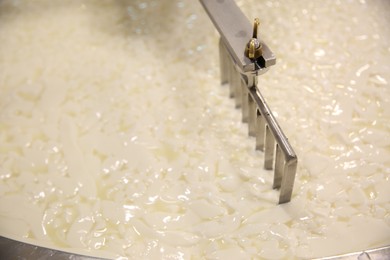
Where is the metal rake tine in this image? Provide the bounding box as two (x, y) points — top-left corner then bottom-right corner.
(255, 109), (265, 151)
(241, 79), (249, 123)
(219, 38), (229, 85)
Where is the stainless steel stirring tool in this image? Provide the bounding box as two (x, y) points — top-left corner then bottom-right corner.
(200, 0), (298, 204)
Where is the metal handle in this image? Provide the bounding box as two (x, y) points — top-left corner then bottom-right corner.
(199, 0), (276, 74)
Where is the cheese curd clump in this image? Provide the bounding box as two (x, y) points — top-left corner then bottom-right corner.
(0, 0), (389, 259)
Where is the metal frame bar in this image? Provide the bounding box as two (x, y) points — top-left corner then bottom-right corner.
(200, 0), (275, 74)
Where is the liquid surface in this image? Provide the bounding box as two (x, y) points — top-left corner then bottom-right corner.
(0, 0), (389, 259)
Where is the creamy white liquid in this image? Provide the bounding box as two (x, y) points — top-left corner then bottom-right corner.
(0, 0), (389, 259)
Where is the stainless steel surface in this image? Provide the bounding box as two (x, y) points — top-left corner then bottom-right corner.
(0, 236), (105, 260)
(200, 0), (297, 204)
(316, 246), (390, 260)
(199, 0), (275, 74)
(2, 235), (389, 260)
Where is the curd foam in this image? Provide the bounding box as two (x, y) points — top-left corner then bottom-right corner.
(0, 0), (389, 259)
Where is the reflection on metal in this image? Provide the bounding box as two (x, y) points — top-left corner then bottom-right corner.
(200, 0), (297, 204)
(315, 246), (390, 260)
(0, 236), (106, 260)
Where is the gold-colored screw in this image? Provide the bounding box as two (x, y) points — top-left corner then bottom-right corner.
(245, 18), (263, 60)
(252, 18), (259, 38)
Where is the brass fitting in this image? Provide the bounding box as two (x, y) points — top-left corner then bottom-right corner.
(245, 18), (263, 60)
